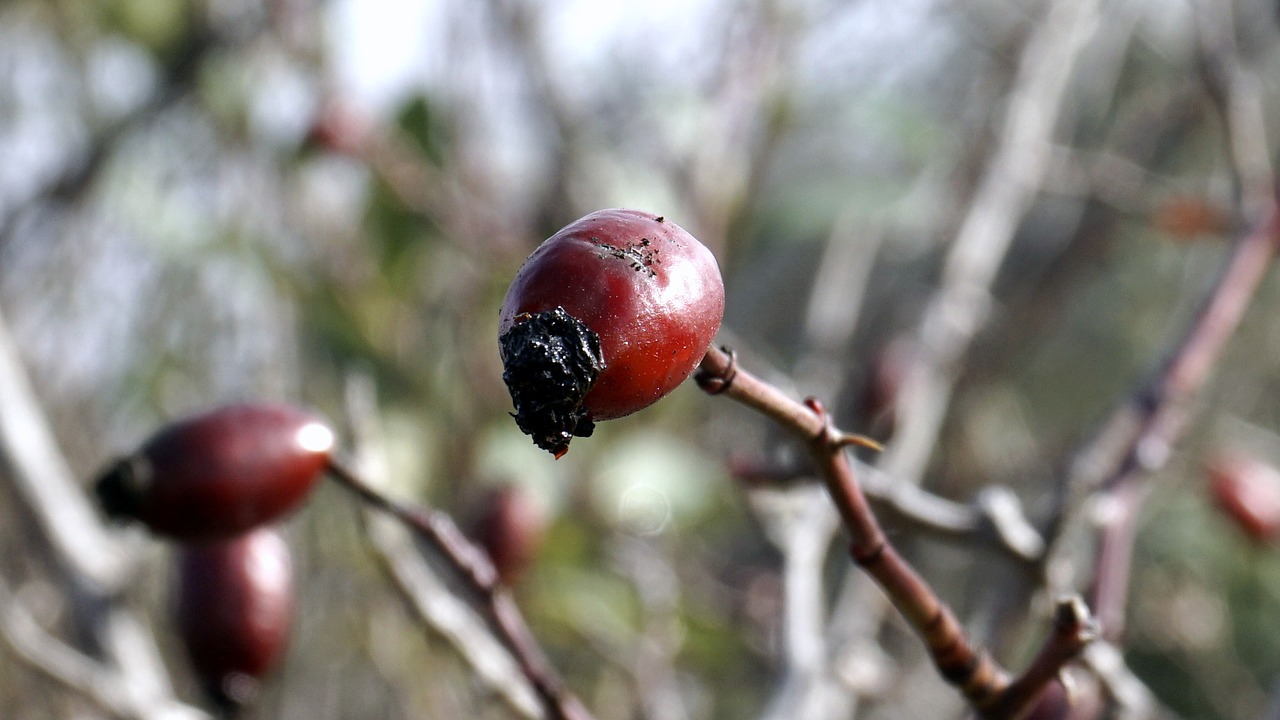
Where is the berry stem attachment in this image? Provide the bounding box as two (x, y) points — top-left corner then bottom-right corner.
(695, 346), (1089, 719)
(324, 458), (594, 720)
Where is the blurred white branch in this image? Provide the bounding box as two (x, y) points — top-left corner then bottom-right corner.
(0, 305), (129, 590)
(882, 0), (1103, 488)
(611, 537), (691, 720)
(1194, 0), (1275, 216)
(0, 303), (207, 719)
(753, 483), (846, 720)
(0, 575), (211, 720)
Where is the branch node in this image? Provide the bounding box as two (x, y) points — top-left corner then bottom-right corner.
(850, 539), (887, 566)
(694, 346), (738, 394)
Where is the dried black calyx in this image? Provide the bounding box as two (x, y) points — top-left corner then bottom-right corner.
(93, 454), (152, 520)
(499, 307), (605, 457)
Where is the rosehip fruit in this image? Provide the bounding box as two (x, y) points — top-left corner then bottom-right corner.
(94, 404), (335, 542)
(175, 528), (293, 711)
(498, 209), (724, 456)
(1207, 453), (1280, 543)
(468, 485), (546, 585)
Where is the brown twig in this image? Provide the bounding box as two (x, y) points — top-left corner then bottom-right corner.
(985, 597), (1099, 720)
(324, 458), (594, 720)
(696, 346), (1091, 718)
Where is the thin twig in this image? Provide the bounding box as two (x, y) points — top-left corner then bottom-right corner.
(1194, 0), (1274, 217)
(1061, 4), (1278, 642)
(361, 513), (544, 719)
(984, 597), (1098, 720)
(341, 371), (544, 719)
(325, 458), (595, 720)
(696, 347), (1091, 719)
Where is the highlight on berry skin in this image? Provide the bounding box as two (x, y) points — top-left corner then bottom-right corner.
(498, 209), (725, 456)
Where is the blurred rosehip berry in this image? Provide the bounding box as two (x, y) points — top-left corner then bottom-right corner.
(305, 101), (372, 156)
(498, 209), (724, 456)
(1207, 453), (1280, 543)
(1151, 195), (1231, 242)
(858, 337), (913, 439)
(175, 527), (293, 712)
(95, 404), (335, 542)
(468, 485), (546, 585)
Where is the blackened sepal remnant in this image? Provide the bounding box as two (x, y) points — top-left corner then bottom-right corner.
(499, 307), (605, 457)
(93, 454), (151, 521)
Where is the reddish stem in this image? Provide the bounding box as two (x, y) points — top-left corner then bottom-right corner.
(696, 347), (1087, 718)
(326, 459), (594, 720)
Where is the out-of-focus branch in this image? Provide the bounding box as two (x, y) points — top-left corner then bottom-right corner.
(748, 216), (884, 720)
(753, 483), (844, 720)
(1194, 0), (1274, 217)
(696, 347), (1091, 719)
(0, 306), (128, 589)
(610, 538), (690, 720)
(0, 16), (219, 245)
(0, 306), (207, 719)
(1083, 642), (1183, 720)
(1075, 196), (1280, 640)
(734, 458), (1045, 563)
(882, 0), (1101, 489)
(339, 371), (542, 720)
(326, 455), (594, 720)
(0, 576), (210, 720)
(363, 515), (545, 719)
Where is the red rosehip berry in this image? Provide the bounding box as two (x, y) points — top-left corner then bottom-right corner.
(1207, 453), (1280, 543)
(94, 404), (335, 542)
(498, 209), (725, 456)
(858, 337), (913, 440)
(175, 528), (293, 711)
(468, 485), (546, 585)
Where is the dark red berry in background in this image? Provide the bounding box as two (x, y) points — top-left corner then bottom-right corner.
(305, 100), (372, 156)
(175, 527), (293, 712)
(857, 337), (913, 441)
(468, 485), (546, 585)
(1020, 674), (1101, 720)
(498, 209), (725, 456)
(1207, 453), (1280, 544)
(94, 404), (335, 542)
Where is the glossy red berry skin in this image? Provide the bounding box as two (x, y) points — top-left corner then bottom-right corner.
(1207, 453), (1280, 543)
(175, 527), (293, 711)
(498, 209), (724, 455)
(95, 404), (335, 542)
